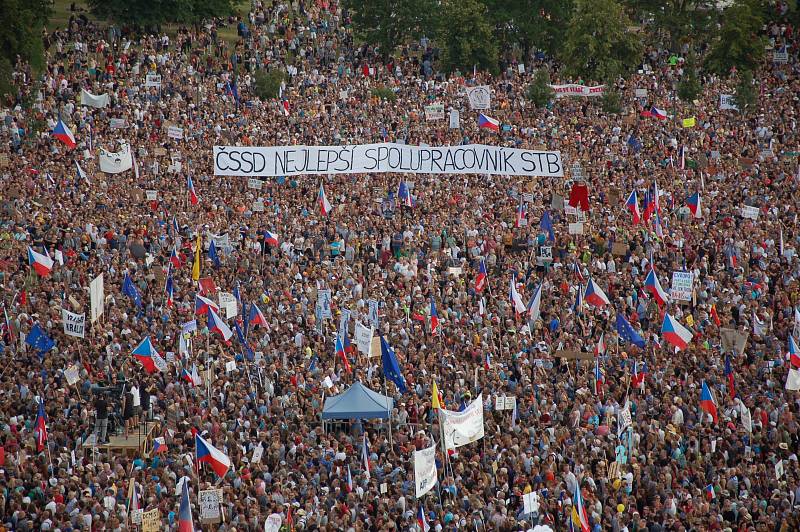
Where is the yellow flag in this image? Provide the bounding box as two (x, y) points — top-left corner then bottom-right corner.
(682, 117), (696, 128)
(191, 234), (201, 281)
(431, 381), (441, 409)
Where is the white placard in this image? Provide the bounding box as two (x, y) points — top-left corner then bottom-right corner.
(89, 274), (104, 323)
(522, 492), (540, 515)
(367, 299), (380, 328)
(251, 444), (264, 464)
(252, 200), (265, 212)
(568, 222), (583, 235)
(634, 88), (647, 98)
(167, 126), (184, 140)
(248, 178), (263, 189)
(549, 84), (605, 98)
(145, 74), (162, 88)
(536, 246), (553, 266)
(741, 205), (759, 220)
(131, 509), (143, 525)
(317, 289), (332, 319)
(773, 47), (789, 64)
(225, 360), (237, 373)
(424, 104), (445, 121)
(720, 94), (738, 110)
(198, 489), (222, 523)
(264, 514), (282, 532)
(494, 396), (516, 411)
(62, 309), (86, 338)
(213, 144), (564, 178)
(440, 394), (485, 450)
(670, 271), (695, 302)
(98, 143), (133, 174)
(145, 190), (158, 201)
(413, 444), (438, 498)
(64, 365), (80, 385)
(775, 459), (784, 478)
(617, 404), (632, 436)
(518, 64), (525, 74)
(218, 292), (238, 318)
(449, 109), (460, 129)
(354, 321), (374, 356)
(465, 86), (491, 110)
(109, 118), (127, 129)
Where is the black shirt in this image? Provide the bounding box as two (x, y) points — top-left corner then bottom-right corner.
(95, 396), (108, 419)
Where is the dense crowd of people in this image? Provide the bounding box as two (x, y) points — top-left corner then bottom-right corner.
(1, 0), (799, 530)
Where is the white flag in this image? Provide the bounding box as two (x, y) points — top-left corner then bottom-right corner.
(413, 444), (438, 498)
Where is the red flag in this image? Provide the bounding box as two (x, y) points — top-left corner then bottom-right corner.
(710, 304), (721, 326)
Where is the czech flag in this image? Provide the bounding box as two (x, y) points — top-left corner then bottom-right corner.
(705, 484), (715, 500)
(195, 294), (219, 316)
(75, 161), (90, 185)
(514, 195), (527, 228)
(132, 336), (164, 373)
(182, 364), (203, 387)
(625, 190), (640, 224)
(641, 189), (654, 223)
(52, 117), (76, 148)
(595, 333), (606, 356)
(35, 399), (48, 452)
(362, 434), (371, 479)
(699, 381), (718, 423)
(195, 434), (231, 478)
(417, 506), (431, 532)
(248, 303), (268, 328)
(526, 283), (542, 322)
(207, 307), (233, 343)
(335, 334), (352, 373)
(584, 279), (610, 307)
(188, 176), (199, 206)
(430, 297), (440, 335)
(724, 355), (736, 398)
(319, 183), (333, 216)
(477, 113), (500, 131)
(788, 335), (800, 368)
(631, 361), (647, 389)
(661, 313), (693, 351)
(484, 352), (491, 370)
(153, 437), (168, 455)
(170, 248), (182, 268)
(475, 259), (488, 293)
(686, 192), (702, 218)
(178, 476), (195, 532)
(28, 247), (54, 277)
(509, 276), (527, 314)
(264, 230), (279, 247)
(594, 358), (604, 398)
(572, 285), (584, 314)
(650, 106), (667, 120)
(644, 268), (670, 306)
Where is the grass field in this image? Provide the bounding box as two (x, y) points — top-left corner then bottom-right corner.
(47, 0), (251, 45)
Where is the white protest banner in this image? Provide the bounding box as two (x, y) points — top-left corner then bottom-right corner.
(98, 143), (133, 174)
(251, 444), (264, 464)
(440, 394), (485, 450)
(167, 126), (184, 140)
(90, 273), (104, 323)
(141, 509), (161, 532)
(145, 74), (162, 88)
(354, 321), (374, 356)
(145, 190), (158, 201)
(549, 84), (605, 98)
(109, 118), (127, 129)
(64, 365), (80, 386)
(720, 94), (739, 110)
(741, 406), (752, 433)
(317, 289), (332, 319)
(518, 63), (526, 74)
(218, 292), (238, 318)
(413, 444), (438, 498)
(198, 489), (222, 524)
(741, 205), (760, 220)
(80, 89), (110, 108)
(670, 271), (694, 302)
(264, 514), (283, 532)
(568, 222), (584, 235)
(213, 143), (563, 178)
(449, 109), (460, 129)
(424, 104), (445, 121)
(617, 403), (632, 436)
(773, 46), (789, 64)
(367, 300), (380, 328)
(494, 396), (516, 411)
(465, 85), (491, 110)
(522, 492), (540, 515)
(62, 309), (86, 338)
(247, 178), (263, 189)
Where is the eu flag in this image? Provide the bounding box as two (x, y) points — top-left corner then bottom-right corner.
(615, 313), (645, 348)
(380, 335), (407, 394)
(122, 273), (142, 308)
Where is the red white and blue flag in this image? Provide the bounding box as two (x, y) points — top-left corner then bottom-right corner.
(584, 279), (610, 307)
(131, 336), (164, 373)
(699, 381), (718, 423)
(170, 247), (182, 268)
(195, 434), (231, 478)
(153, 437), (168, 455)
(644, 268), (670, 306)
(187, 176), (199, 206)
(207, 307), (233, 343)
(362, 434), (371, 480)
(318, 183), (333, 216)
(475, 259), (488, 293)
(661, 313), (693, 351)
(264, 230), (279, 247)
(526, 283), (542, 322)
(417, 505), (431, 532)
(788, 335), (800, 368)
(195, 294), (219, 316)
(477, 113), (500, 131)
(52, 117), (76, 148)
(248, 304), (268, 328)
(631, 361), (647, 389)
(335, 334), (352, 373)
(686, 192), (702, 218)
(705, 484), (716, 500)
(35, 399), (48, 451)
(178, 477), (195, 532)
(724, 355), (736, 398)
(28, 247), (54, 277)
(625, 190), (640, 224)
(430, 297), (440, 335)
(182, 364), (203, 387)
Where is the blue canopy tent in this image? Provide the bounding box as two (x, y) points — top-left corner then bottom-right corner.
(321, 382), (394, 420)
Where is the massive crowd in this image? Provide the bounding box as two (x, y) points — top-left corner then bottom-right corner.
(1, 0), (799, 530)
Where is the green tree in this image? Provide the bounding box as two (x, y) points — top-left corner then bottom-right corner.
(624, 0), (718, 50)
(733, 69), (757, 114)
(252, 68), (285, 100)
(343, 0), (437, 57)
(705, 0), (766, 75)
(88, 0), (233, 28)
(599, 89), (622, 114)
(677, 52), (702, 102)
(482, 0), (574, 57)
(561, 0), (643, 82)
(526, 68), (554, 107)
(0, 0), (51, 97)
(438, 0), (498, 74)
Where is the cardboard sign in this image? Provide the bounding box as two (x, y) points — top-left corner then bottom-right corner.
(670, 271), (694, 302)
(612, 242), (628, 256)
(141, 509), (161, 532)
(62, 309), (86, 338)
(199, 489), (223, 524)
